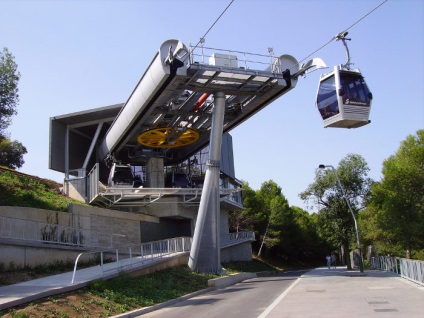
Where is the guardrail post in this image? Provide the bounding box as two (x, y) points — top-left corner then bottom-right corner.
(100, 251), (104, 274)
(116, 249), (119, 268)
(71, 253), (84, 284)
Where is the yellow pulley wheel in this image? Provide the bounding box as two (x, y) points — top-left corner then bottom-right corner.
(137, 127), (199, 148)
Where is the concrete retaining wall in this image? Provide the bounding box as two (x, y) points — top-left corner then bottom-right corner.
(221, 241), (253, 263)
(0, 240), (93, 268)
(0, 205), (159, 267)
(0, 206), (73, 227)
(127, 253), (190, 277)
(0, 205), (253, 268)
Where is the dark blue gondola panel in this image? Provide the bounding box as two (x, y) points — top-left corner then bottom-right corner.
(316, 74), (339, 120)
(339, 71), (372, 107)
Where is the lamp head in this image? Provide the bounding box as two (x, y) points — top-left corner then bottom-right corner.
(318, 164), (325, 169)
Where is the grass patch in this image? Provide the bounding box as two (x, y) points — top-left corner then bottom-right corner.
(0, 166), (85, 211)
(88, 267), (217, 309)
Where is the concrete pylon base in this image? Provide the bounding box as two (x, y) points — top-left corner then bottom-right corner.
(188, 92), (225, 274)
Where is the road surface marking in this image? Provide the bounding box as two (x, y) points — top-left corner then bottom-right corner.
(257, 277), (301, 318)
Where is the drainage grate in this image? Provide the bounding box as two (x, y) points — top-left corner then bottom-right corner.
(368, 301), (389, 305)
(374, 309), (398, 312)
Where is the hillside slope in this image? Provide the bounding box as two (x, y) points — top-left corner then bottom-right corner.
(0, 166), (83, 212)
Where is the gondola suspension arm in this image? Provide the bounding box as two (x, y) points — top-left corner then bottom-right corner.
(335, 31), (352, 70)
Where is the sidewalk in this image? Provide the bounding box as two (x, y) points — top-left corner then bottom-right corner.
(263, 267), (424, 318)
(0, 252), (187, 311)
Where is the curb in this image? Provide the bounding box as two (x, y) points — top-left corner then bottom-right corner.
(208, 272), (257, 288)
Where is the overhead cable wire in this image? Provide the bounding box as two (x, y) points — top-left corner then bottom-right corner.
(190, 0), (235, 53)
(295, 0), (389, 68)
(343, 0), (389, 34)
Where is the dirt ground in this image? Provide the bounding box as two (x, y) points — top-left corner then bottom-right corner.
(1, 290), (132, 318)
(0, 271), (135, 317)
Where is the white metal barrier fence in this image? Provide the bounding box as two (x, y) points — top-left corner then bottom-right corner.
(371, 256), (424, 286)
(221, 231), (255, 247)
(87, 163), (100, 203)
(189, 44), (290, 74)
(71, 236), (192, 284)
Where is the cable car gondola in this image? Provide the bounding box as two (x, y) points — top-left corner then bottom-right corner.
(316, 32), (372, 128)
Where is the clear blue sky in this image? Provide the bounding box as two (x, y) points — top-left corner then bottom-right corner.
(1, 0), (423, 211)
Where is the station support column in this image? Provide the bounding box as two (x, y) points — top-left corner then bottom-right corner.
(188, 91), (226, 274)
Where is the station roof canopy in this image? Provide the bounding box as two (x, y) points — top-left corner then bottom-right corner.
(49, 103), (123, 174)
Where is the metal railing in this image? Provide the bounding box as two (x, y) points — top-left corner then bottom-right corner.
(371, 256), (424, 286)
(71, 236), (192, 284)
(221, 231), (255, 247)
(87, 163), (243, 209)
(189, 44), (288, 73)
(87, 163), (100, 203)
(0, 216), (94, 247)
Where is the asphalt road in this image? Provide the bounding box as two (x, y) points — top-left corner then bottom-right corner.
(136, 270), (309, 318)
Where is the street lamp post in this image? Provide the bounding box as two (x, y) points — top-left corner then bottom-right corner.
(318, 164), (364, 273)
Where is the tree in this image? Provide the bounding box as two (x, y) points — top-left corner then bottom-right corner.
(233, 180), (289, 258)
(233, 179), (329, 262)
(0, 47), (20, 134)
(300, 154), (373, 269)
(0, 47), (26, 169)
(0, 135), (27, 169)
(228, 182), (256, 233)
(228, 208), (255, 233)
(366, 130), (424, 259)
(257, 194), (288, 257)
(288, 207), (332, 260)
(255, 180), (288, 257)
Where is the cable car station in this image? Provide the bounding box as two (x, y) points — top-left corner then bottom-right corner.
(49, 37), (369, 273)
